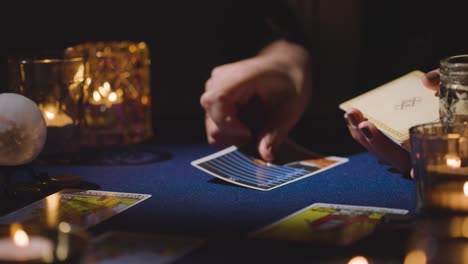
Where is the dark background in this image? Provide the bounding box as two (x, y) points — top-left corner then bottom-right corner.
(2, 0), (468, 156)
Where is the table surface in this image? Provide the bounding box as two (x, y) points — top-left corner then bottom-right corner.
(3, 143), (417, 263)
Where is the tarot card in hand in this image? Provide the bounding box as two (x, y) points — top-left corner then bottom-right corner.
(0, 189), (151, 230)
(191, 141), (348, 191)
(249, 203), (408, 246)
(82, 231), (204, 264)
(339, 70), (439, 150)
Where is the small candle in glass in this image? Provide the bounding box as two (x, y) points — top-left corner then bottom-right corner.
(410, 121), (468, 215)
(0, 224), (53, 263)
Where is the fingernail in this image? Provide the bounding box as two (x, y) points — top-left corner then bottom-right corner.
(346, 113), (358, 127)
(426, 71), (440, 83)
(360, 127), (373, 140)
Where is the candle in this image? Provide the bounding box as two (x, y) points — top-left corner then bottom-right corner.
(40, 104), (73, 127)
(0, 227), (53, 263)
(425, 163), (468, 212)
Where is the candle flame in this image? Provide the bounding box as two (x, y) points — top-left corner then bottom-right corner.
(348, 256), (369, 264)
(446, 155), (462, 169)
(464, 182), (468, 197)
(44, 110), (55, 120)
(93, 90), (102, 102)
(13, 229), (29, 247)
(98, 82), (111, 97)
(108, 92), (118, 102)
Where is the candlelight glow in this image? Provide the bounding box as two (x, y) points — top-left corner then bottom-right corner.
(73, 64), (85, 83)
(348, 256), (369, 264)
(46, 193), (60, 227)
(44, 111), (55, 120)
(446, 155), (462, 168)
(108, 92), (118, 102)
(98, 82), (111, 96)
(93, 91), (102, 102)
(404, 249), (426, 264)
(56, 222), (71, 261)
(13, 229), (29, 248)
(40, 104), (59, 121)
(141, 95), (149, 105)
(462, 217), (468, 238)
(464, 182), (468, 197)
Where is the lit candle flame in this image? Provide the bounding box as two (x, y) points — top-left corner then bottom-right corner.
(447, 156), (462, 168)
(464, 182), (468, 197)
(98, 82), (111, 97)
(93, 90), (102, 102)
(44, 111), (55, 120)
(348, 256), (369, 264)
(108, 92), (118, 102)
(13, 229), (29, 248)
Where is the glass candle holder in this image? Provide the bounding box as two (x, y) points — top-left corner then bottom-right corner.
(0, 222), (90, 264)
(7, 56), (87, 163)
(439, 54), (468, 124)
(64, 41), (152, 147)
(410, 122), (468, 215)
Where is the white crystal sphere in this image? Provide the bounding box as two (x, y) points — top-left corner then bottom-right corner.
(0, 93), (47, 165)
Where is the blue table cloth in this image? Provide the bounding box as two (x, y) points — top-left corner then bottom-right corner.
(4, 143), (417, 263)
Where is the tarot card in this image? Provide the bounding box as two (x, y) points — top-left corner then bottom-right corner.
(250, 203), (408, 246)
(82, 231), (204, 264)
(0, 189), (151, 229)
(339, 70), (439, 149)
(191, 141), (348, 191)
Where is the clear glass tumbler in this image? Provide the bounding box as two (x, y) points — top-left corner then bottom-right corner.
(7, 56), (87, 162)
(439, 54), (468, 124)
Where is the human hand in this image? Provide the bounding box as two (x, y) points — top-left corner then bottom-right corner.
(344, 69), (440, 176)
(421, 68), (440, 92)
(200, 40), (312, 161)
(344, 108), (412, 175)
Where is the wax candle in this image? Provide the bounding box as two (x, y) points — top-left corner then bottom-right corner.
(0, 229), (53, 263)
(42, 107), (73, 128)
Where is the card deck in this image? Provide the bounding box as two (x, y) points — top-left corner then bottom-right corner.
(249, 203), (408, 246)
(339, 70), (439, 149)
(0, 189), (151, 230)
(191, 143), (348, 191)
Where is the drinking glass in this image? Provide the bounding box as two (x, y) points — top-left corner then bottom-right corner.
(7, 56), (87, 163)
(439, 54), (468, 124)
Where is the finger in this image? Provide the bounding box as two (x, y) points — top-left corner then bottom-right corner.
(421, 69), (440, 92)
(358, 121), (411, 174)
(344, 108), (370, 149)
(257, 103), (302, 161)
(205, 114), (252, 148)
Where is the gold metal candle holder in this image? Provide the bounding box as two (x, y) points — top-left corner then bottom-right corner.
(65, 41), (152, 147)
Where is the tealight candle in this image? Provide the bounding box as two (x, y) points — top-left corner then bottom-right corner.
(0, 228), (53, 263)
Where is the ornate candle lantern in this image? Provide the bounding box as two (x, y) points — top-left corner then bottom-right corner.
(65, 41), (153, 147)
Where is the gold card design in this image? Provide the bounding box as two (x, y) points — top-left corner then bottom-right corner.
(339, 70), (439, 149)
